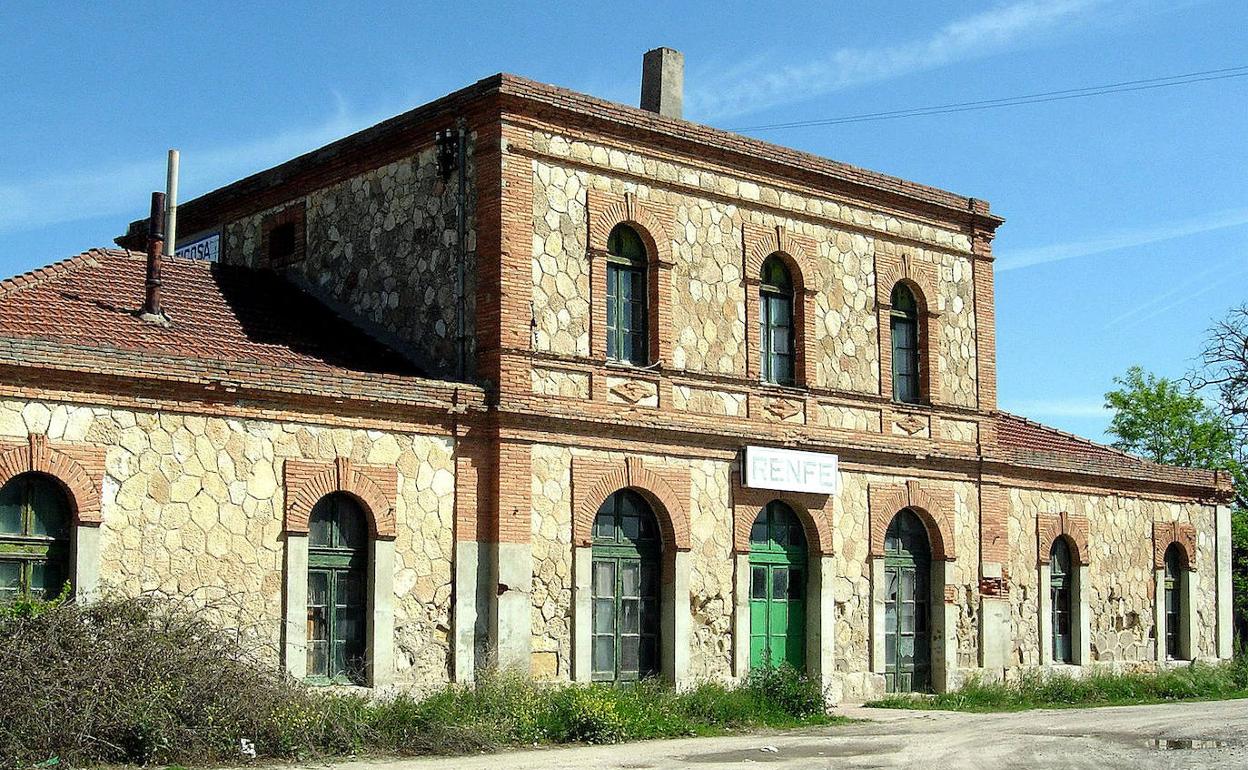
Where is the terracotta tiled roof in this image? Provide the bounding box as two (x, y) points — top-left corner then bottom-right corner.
(994, 411), (1221, 491)
(996, 412), (1142, 464)
(0, 248), (424, 384)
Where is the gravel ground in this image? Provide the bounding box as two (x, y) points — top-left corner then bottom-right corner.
(265, 698), (1248, 770)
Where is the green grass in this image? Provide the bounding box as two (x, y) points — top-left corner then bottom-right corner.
(866, 658), (1248, 712)
(282, 666), (846, 758)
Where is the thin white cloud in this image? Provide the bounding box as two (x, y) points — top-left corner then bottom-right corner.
(687, 0), (1107, 121)
(1003, 397), (1110, 419)
(997, 207), (1248, 271)
(0, 98), (376, 235)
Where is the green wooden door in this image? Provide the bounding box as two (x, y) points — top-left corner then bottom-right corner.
(884, 509), (931, 693)
(748, 501), (806, 670)
(591, 490), (662, 682)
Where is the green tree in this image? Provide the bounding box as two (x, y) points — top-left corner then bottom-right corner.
(1105, 363), (1247, 646)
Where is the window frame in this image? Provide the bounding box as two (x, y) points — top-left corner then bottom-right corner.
(1163, 544), (1183, 660)
(890, 283), (921, 404)
(758, 257), (796, 386)
(0, 473), (72, 602)
(605, 224), (650, 366)
(1049, 538), (1074, 664)
(305, 493), (370, 686)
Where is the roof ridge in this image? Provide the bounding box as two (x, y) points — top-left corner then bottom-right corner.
(0, 247), (142, 297)
(998, 410), (1144, 463)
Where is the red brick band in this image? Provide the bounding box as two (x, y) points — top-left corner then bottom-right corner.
(283, 457), (398, 539)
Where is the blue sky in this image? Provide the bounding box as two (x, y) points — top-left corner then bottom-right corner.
(1, 1), (1244, 442)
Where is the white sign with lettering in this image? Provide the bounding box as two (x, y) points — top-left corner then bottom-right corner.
(175, 232), (220, 262)
(743, 446), (840, 495)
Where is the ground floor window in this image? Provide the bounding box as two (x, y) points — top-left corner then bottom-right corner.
(591, 490), (661, 682)
(306, 493), (369, 684)
(1163, 543), (1183, 660)
(1050, 537), (1074, 664)
(748, 501), (806, 670)
(884, 508), (931, 693)
(0, 472), (71, 602)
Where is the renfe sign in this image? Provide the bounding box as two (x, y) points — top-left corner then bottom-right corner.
(743, 446), (840, 495)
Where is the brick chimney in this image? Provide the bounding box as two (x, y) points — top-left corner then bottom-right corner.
(641, 47), (683, 119)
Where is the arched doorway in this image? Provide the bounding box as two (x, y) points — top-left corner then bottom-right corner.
(0, 472), (72, 601)
(748, 500), (807, 669)
(591, 489), (662, 681)
(884, 508), (931, 693)
(306, 492), (369, 684)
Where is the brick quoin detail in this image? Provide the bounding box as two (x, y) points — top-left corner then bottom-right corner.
(1036, 511), (1090, 566)
(1152, 520), (1197, 571)
(868, 480), (955, 561)
(742, 223), (817, 387)
(730, 471), (832, 555)
(587, 188), (674, 366)
(571, 456), (690, 551)
(876, 245), (942, 405)
(979, 483), (1008, 566)
(970, 223), (998, 413)
(283, 457), (398, 539)
(0, 433), (105, 525)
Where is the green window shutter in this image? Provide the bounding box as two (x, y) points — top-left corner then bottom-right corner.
(759, 256), (795, 386)
(883, 509), (932, 693)
(606, 225), (649, 366)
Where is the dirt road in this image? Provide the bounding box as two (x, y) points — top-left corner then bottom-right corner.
(280, 698), (1248, 769)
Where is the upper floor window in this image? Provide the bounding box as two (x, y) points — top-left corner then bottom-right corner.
(0, 473), (71, 602)
(759, 256), (795, 386)
(605, 224), (649, 365)
(890, 283), (920, 404)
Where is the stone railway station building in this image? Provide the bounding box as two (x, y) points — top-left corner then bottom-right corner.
(0, 50), (1235, 699)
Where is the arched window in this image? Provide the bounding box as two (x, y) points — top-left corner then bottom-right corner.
(884, 508), (931, 693)
(1163, 544), (1184, 660)
(759, 256), (795, 386)
(1050, 538), (1074, 664)
(0, 473), (71, 602)
(890, 283), (920, 404)
(748, 501), (806, 669)
(591, 489), (661, 681)
(307, 493), (369, 684)
(605, 224), (649, 365)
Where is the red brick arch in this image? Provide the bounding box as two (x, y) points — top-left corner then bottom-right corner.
(876, 244), (943, 404)
(283, 457), (398, 540)
(742, 224), (817, 386)
(586, 189), (674, 364)
(0, 433), (104, 525)
(1153, 521), (1198, 571)
(868, 480), (956, 561)
(1037, 511), (1090, 566)
(730, 472), (832, 555)
(572, 456), (690, 551)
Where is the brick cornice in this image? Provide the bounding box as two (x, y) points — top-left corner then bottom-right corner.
(571, 455), (690, 551)
(0, 433), (105, 526)
(1152, 520), (1197, 571)
(1036, 510), (1089, 566)
(868, 479), (956, 561)
(283, 457), (399, 539)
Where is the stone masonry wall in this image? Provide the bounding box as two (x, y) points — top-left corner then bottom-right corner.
(527, 130), (977, 401)
(0, 397), (457, 690)
(224, 141), (477, 377)
(1005, 486), (1218, 667)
